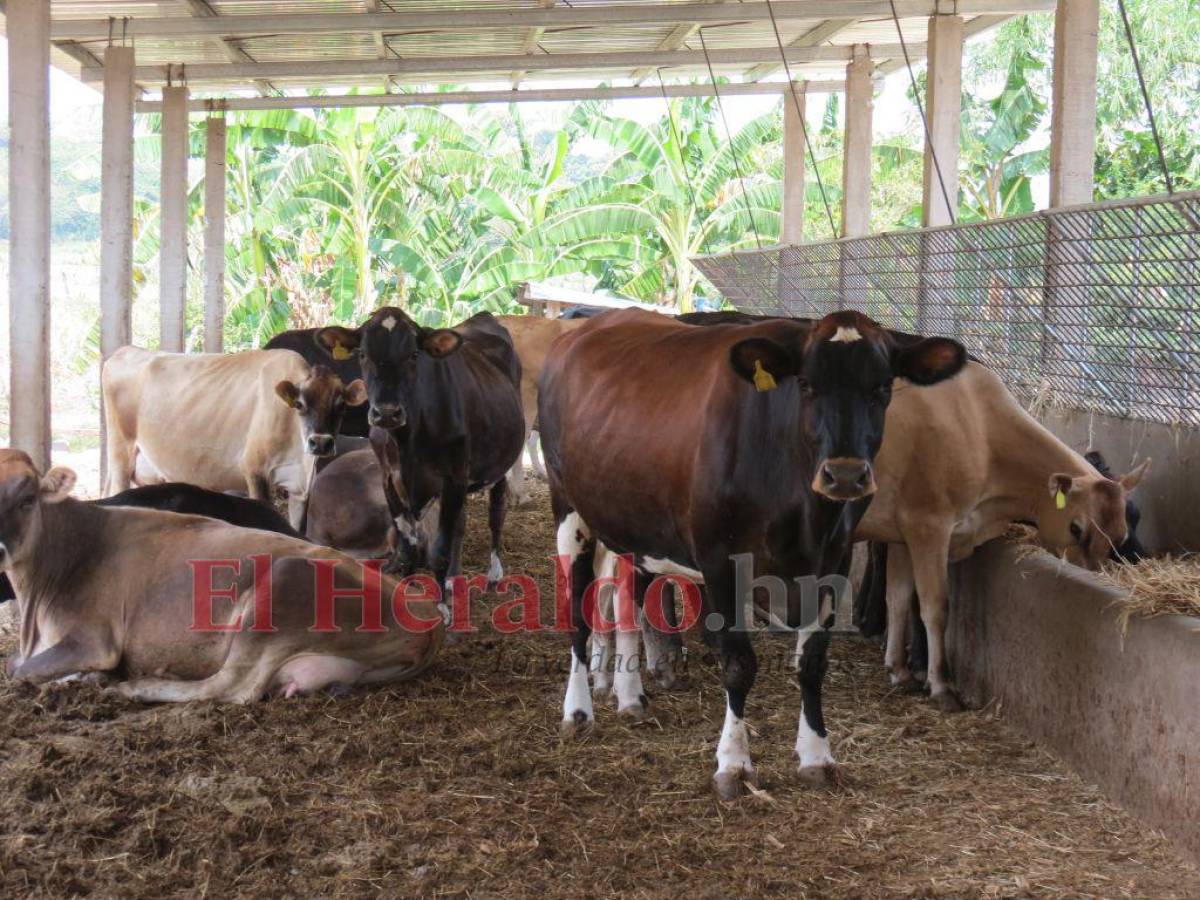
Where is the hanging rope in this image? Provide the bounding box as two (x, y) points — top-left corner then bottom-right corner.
(1115, 0), (1174, 195)
(763, 0), (840, 239)
(888, 0), (957, 225)
(698, 27), (763, 250)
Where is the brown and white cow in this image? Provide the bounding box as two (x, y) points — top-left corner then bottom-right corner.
(0, 450), (442, 700)
(494, 315), (588, 505)
(102, 347), (366, 528)
(854, 360), (1148, 710)
(539, 308), (966, 797)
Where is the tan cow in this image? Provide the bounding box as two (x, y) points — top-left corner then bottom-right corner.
(0, 450), (442, 701)
(854, 361), (1148, 710)
(102, 347), (366, 528)
(495, 315), (587, 505)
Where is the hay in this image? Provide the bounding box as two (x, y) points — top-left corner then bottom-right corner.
(1100, 555), (1200, 632)
(0, 485), (1195, 897)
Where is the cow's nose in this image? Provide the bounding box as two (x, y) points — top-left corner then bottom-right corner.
(369, 404), (405, 428)
(307, 434), (335, 457)
(816, 458), (875, 500)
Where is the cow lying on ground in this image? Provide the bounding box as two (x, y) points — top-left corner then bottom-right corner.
(539, 308), (966, 797)
(102, 348), (366, 528)
(265, 328), (370, 438)
(306, 444), (440, 562)
(0, 481), (302, 604)
(494, 315), (587, 506)
(315, 310), (524, 590)
(853, 362), (1149, 710)
(0, 450), (442, 699)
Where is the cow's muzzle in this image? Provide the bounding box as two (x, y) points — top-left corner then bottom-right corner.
(813, 457), (876, 501)
(307, 434), (335, 457)
(369, 404), (406, 429)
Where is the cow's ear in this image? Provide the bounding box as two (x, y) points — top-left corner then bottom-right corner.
(420, 328), (463, 358)
(892, 337), (966, 385)
(1048, 473), (1080, 507)
(40, 467), (76, 503)
(315, 326), (361, 361)
(275, 380), (301, 409)
(729, 338), (796, 391)
(344, 379), (368, 407)
(1119, 458), (1151, 491)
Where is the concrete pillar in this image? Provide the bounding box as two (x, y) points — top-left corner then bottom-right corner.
(921, 15), (963, 227)
(100, 46), (136, 361)
(781, 85), (806, 246)
(159, 84), (190, 352)
(6, 0), (51, 469)
(1049, 0), (1099, 207)
(841, 47), (874, 238)
(203, 116), (227, 353)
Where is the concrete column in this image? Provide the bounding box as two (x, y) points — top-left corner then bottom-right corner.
(159, 84), (190, 352)
(1049, 0), (1099, 207)
(921, 15), (963, 227)
(203, 116), (227, 353)
(781, 85), (806, 246)
(6, 0), (52, 469)
(841, 46), (874, 238)
(100, 46), (136, 361)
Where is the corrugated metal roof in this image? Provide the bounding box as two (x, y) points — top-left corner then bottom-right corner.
(35, 1), (1042, 101)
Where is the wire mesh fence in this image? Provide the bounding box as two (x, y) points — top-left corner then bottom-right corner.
(693, 190), (1200, 428)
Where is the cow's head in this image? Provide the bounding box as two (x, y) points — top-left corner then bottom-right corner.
(0, 450), (76, 571)
(1041, 459), (1149, 569)
(315, 307), (462, 431)
(275, 364), (367, 457)
(729, 311), (966, 501)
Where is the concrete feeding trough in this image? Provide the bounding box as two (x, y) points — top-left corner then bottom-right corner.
(948, 540), (1200, 865)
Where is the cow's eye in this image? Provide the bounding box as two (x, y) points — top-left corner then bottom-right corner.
(1069, 522), (1083, 541)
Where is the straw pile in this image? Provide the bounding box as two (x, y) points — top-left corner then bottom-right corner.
(0, 486), (1195, 897)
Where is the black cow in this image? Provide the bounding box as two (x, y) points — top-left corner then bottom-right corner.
(314, 309), (525, 589)
(0, 482), (301, 603)
(539, 307), (966, 797)
(266, 328), (370, 438)
(1084, 450), (1147, 562)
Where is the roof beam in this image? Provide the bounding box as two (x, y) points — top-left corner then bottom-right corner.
(743, 17), (856, 81)
(511, 0), (558, 90)
(874, 13), (1012, 77)
(630, 0), (723, 85)
(179, 0), (276, 97)
(48, 1), (1057, 42)
(82, 43), (913, 85)
(364, 0), (394, 93)
(137, 79), (847, 114)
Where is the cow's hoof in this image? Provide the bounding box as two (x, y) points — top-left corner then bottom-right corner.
(559, 711), (594, 740)
(713, 766), (758, 801)
(797, 763), (842, 789)
(894, 676), (924, 695)
(932, 690), (964, 713)
(651, 666), (678, 691)
(616, 696), (649, 724)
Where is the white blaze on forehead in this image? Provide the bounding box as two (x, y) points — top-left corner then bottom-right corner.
(829, 326), (862, 343)
(381, 315), (398, 331)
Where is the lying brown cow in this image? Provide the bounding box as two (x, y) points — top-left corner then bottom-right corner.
(102, 347), (366, 528)
(854, 361), (1148, 710)
(0, 450), (442, 701)
(494, 315), (587, 505)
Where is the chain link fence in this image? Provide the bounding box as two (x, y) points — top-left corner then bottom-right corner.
(694, 190), (1200, 428)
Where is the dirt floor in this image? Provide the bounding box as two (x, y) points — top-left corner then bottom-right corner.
(0, 484), (1197, 899)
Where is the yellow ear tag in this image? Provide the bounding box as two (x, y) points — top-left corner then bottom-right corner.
(753, 359), (777, 393)
(332, 343), (352, 361)
(1055, 489), (1067, 510)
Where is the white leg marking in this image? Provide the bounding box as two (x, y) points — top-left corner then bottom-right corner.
(487, 551), (504, 585)
(590, 546), (615, 697)
(795, 704), (835, 769)
(612, 581), (646, 719)
(561, 651), (594, 726)
(715, 700), (754, 779)
(792, 620), (819, 671)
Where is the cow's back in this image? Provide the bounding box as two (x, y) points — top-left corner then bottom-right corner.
(106, 348), (309, 492)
